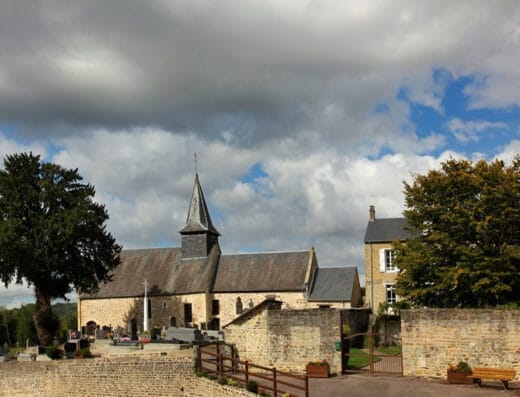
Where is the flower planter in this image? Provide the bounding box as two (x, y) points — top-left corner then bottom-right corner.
(447, 371), (473, 384)
(306, 364), (329, 378)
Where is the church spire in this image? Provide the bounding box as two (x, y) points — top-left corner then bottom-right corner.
(180, 174), (220, 259)
(180, 174), (220, 236)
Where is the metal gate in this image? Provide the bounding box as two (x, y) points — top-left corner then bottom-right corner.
(341, 332), (403, 376)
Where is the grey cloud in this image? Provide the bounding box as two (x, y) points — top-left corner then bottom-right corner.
(2, 1), (518, 152)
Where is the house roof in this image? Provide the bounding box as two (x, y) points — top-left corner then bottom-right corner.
(180, 174), (220, 236)
(82, 246), (219, 299)
(363, 218), (415, 243)
(308, 267), (358, 302)
(212, 250), (311, 292)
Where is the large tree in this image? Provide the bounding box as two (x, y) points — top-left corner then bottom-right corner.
(0, 153), (121, 345)
(395, 157), (520, 308)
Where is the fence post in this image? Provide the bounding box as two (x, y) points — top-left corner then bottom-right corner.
(245, 360), (249, 386)
(216, 342), (221, 375)
(305, 375), (309, 397)
(273, 367), (277, 397)
(369, 332), (374, 375)
(196, 345), (201, 370)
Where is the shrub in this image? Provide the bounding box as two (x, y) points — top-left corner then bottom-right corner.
(246, 380), (258, 393)
(193, 361), (207, 377)
(226, 377), (238, 387)
(46, 345), (62, 360)
(75, 348), (92, 358)
(217, 376), (227, 385)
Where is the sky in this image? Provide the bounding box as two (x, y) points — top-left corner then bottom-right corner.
(0, 0), (519, 308)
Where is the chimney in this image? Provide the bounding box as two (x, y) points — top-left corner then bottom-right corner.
(369, 205), (376, 222)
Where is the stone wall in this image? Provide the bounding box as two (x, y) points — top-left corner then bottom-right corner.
(225, 304), (369, 374)
(401, 309), (520, 380)
(80, 291), (358, 336)
(0, 353), (255, 397)
(79, 293), (209, 332)
(212, 291), (355, 328)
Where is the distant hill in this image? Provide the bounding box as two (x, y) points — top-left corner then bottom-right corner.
(52, 302), (76, 320)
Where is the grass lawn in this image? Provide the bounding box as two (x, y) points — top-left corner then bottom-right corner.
(347, 348), (380, 369)
(346, 345), (401, 369)
(375, 345), (402, 355)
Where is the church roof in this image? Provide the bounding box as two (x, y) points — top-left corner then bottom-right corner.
(212, 250), (311, 292)
(363, 218), (415, 243)
(180, 174), (220, 236)
(82, 246), (219, 299)
(308, 267), (358, 302)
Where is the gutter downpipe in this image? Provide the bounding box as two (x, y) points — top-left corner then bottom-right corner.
(370, 241), (374, 314)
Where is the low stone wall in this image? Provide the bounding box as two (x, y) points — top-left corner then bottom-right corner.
(401, 309), (520, 380)
(225, 305), (369, 374)
(0, 352), (254, 397)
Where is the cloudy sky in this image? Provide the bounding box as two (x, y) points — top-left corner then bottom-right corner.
(1, 0), (519, 308)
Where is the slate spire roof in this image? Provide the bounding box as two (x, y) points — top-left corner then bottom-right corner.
(180, 174), (220, 236)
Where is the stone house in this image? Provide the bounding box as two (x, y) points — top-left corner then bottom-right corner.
(78, 174), (362, 336)
(363, 205), (415, 313)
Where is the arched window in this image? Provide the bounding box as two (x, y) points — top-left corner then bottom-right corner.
(236, 297), (243, 315)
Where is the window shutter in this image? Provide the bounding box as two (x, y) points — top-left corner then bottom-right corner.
(379, 249), (386, 272)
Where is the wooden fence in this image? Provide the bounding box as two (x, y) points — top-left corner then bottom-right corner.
(197, 343), (309, 397)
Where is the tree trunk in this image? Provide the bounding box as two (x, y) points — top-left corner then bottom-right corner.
(33, 289), (57, 346)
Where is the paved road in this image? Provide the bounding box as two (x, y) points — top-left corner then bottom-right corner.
(309, 374), (520, 397)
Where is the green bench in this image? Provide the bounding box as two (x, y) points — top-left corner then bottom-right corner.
(472, 367), (516, 390)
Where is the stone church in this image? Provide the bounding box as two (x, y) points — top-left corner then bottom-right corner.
(78, 174), (362, 336)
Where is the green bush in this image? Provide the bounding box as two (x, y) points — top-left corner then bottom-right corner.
(75, 347), (92, 358)
(246, 380), (258, 393)
(46, 345), (62, 360)
(193, 364), (207, 377)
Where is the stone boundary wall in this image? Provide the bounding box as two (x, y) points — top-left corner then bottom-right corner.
(0, 353), (255, 397)
(225, 306), (369, 374)
(401, 309), (520, 380)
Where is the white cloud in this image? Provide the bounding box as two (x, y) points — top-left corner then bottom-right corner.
(447, 118), (508, 143)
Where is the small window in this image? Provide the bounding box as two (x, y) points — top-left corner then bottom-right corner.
(184, 303), (193, 323)
(211, 299), (219, 315)
(386, 284), (397, 304)
(148, 299), (152, 319)
(162, 301), (167, 309)
(236, 297), (243, 315)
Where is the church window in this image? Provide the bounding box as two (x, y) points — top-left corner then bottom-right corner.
(211, 299), (219, 315)
(184, 303), (193, 323)
(236, 297), (243, 315)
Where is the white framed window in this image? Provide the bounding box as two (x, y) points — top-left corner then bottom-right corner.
(379, 248), (398, 272)
(385, 284), (397, 305)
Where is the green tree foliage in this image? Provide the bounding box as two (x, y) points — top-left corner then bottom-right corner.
(395, 157), (520, 308)
(0, 153), (121, 345)
(13, 304), (36, 345)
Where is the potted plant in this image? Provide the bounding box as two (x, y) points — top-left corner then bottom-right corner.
(447, 361), (473, 384)
(306, 359), (330, 378)
(139, 330), (151, 344)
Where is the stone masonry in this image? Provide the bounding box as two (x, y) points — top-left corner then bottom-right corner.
(0, 353), (255, 397)
(225, 303), (369, 375)
(401, 309), (520, 380)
